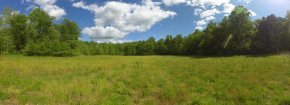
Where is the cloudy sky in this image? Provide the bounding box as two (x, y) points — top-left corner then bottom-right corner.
(1, 0), (290, 42)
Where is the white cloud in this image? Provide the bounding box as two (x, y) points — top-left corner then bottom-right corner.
(195, 26), (204, 30)
(163, 0), (186, 6)
(93, 39), (133, 44)
(238, 0), (252, 4)
(195, 8), (221, 30)
(186, 0), (230, 7)
(204, 16), (215, 21)
(73, 0), (176, 40)
(162, 0), (232, 30)
(223, 3), (235, 14)
(162, 0), (254, 30)
(25, 0), (66, 20)
(196, 20), (207, 26)
(249, 10), (257, 16)
(162, 0), (231, 6)
(194, 8), (203, 15)
(82, 26), (127, 39)
(200, 8), (221, 18)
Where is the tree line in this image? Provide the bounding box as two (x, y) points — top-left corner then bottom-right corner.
(0, 6), (290, 56)
(0, 8), (80, 56)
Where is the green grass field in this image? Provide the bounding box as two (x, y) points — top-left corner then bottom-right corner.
(0, 55), (290, 105)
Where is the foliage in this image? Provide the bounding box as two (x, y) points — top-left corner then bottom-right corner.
(76, 6), (290, 56)
(0, 30), (14, 55)
(10, 13), (28, 51)
(0, 8), (81, 56)
(28, 8), (53, 40)
(253, 15), (289, 53)
(1, 6), (290, 56)
(57, 18), (80, 42)
(23, 40), (76, 56)
(219, 6), (255, 54)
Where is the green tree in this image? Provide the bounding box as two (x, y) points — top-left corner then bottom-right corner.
(97, 44), (104, 55)
(172, 34), (184, 55)
(24, 8), (77, 56)
(58, 18), (80, 41)
(25, 23), (37, 42)
(74, 42), (90, 55)
(146, 36), (156, 55)
(108, 44), (116, 55)
(9, 13), (28, 51)
(165, 35), (174, 54)
(253, 15), (289, 53)
(57, 18), (80, 49)
(124, 43), (136, 55)
(0, 30), (14, 55)
(224, 6), (255, 54)
(198, 22), (219, 55)
(28, 8), (53, 40)
(155, 39), (168, 55)
(183, 30), (203, 55)
(0, 7), (15, 54)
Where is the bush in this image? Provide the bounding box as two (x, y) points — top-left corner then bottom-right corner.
(23, 40), (77, 57)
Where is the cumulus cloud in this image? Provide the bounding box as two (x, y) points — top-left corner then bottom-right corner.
(186, 0), (230, 7)
(163, 0), (186, 6)
(194, 8), (203, 15)
(162, 0), (231, 30)
(162, 0), (254, 30)
(223, 3), (235, 14)
(24, 0), (66, 20)
(82, 26), (127, 39)
(238, 0), (252, 4)
(249, 10), (257, 16)
(93, 39), (133, 44)
(200, 8), (221, 18)
(204, 16), (215, 21)
(195, 26), (204, 30)
(196, 20), (207, 26)
(162, 0), (231, 6)
(73, 0), (176, 40)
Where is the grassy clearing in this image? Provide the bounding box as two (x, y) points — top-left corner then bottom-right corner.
(0, 55), (290, 105)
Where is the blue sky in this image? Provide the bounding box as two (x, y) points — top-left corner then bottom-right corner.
(1, 0), (290, 43)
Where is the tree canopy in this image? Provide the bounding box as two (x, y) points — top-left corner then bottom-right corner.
(0, 6), (290, 56)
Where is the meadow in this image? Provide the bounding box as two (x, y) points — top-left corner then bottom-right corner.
(0, 55), (290, 105)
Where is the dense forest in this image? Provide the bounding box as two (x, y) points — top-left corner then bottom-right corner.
(0, 6), (290, 56)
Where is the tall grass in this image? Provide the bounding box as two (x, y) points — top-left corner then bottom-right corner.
(0, 55), (289, 105)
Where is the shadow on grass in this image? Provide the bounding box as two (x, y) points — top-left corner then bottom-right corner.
(178, 53), (284, 59)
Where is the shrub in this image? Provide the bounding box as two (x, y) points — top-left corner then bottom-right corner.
(23, 40), (77, 57)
